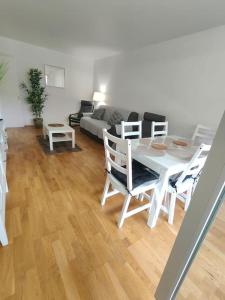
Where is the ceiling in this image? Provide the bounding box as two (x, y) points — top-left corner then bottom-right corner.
(1, 0), (225, 60)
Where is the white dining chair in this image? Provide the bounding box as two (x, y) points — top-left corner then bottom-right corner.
(167, 143), (211, 224)
(151, 121), (168, 138)
(101, 129), (159, 228)
(0, 155), (8, 246)
(121, 121), (142, 139)
(192, 124), (215, 145)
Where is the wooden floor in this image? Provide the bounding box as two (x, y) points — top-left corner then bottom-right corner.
(0, 127), (185, 300)
(178, 201), (225, 300)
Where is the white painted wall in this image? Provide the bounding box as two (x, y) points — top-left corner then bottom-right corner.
(93, 26), (225, 138)
(0, 36), (94, 127)
(0, 54), (24, 127)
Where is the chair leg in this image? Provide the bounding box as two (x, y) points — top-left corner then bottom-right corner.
(118, 194), (132, 228)
(135, 193), (145, 201)
(101, 176), (110, 207)
(168, 191), (177, 225)
(139, 193), (144, 201)
(0, 218), (8, 246)
(184, 188), (192, 211)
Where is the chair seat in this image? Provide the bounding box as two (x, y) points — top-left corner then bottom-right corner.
(70, 117), (80, 121)
(111, 159), (159, 189)
(70, 113), (82, 120)
(169, 173), (193, 189)
(69, 114), (82, 125)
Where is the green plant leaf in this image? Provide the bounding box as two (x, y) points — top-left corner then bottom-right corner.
(20, 68), (47, 118)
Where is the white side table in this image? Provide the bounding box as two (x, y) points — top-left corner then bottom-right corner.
(43, 123), (75, 151)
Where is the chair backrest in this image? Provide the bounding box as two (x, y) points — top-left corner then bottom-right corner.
(151, 121), (168, 138)
(79, 100), (94, 114)
(192, 124), (215, 145)
(176, 143), (211, 187)
(0, 161), (7, 195)
(142, 112), (166, 138)
(121, 121), (142, 140)
(103, 129), (133, 191)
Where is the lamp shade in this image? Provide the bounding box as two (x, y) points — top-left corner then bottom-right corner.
(93, 91), (105, 102)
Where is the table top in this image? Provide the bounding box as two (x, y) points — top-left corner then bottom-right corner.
(44, 123), (74, 133)
(131, 135), (198, 175)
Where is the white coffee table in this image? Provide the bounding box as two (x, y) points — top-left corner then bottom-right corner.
(43, 123), (75, 151)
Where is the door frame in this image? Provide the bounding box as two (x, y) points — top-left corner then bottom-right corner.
(155, 111), (225, 300)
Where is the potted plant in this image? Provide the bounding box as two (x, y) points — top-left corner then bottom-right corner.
(20, 68), (47, 128)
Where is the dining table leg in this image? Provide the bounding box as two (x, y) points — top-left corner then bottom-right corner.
(147, 170), (169, 228)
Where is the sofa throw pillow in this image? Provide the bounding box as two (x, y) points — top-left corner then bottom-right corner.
(91, 108), (105, 120)
(108, 111), (124, 126)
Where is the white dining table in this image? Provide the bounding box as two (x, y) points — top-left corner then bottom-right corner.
(131, 135), (198, 228)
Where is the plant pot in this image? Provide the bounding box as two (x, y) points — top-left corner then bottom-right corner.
(33, 118), (43, 129)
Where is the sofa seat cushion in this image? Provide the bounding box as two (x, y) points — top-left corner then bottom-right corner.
(80, 117), (110, 139)
(111, 159), (159, 189)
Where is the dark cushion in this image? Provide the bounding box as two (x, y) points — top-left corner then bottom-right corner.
(70, 115), (80, 121)
(143, 112), (165, 122)
(127, 112), (139, 122)
(79, 100), (94, 113)
(69, 113), (81, 123)
(169, 173), (193, 189)
(82, 106), (93, 113)
(111, 159), (159, 189)
(107, 112), (139, 142)
(107, 125), (117, 134)
(142, 112), (166, 138)
(91, 108), (105, 120)
(108, 111), (124, 126)
(127, 112), (139, 134)
(80, 100), (92, 105)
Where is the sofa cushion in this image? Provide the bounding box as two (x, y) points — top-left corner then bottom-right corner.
(91, 108), (105, 120)
(128, 112), (140, 132)
(80, 117), (110, 139)
(108, 111), (124, 126)
(128, 112), (139, 122)
(99, 106), (130, 122)
(80, 105), (140, 141)
(80, 100), (94, 113)
(101, 106), (114, 122)
(143, 112), (165, 122)
(142, 112), (166, 138)
(111, 159), (159, 189)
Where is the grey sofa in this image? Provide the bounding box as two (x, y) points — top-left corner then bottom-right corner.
(80, 106), (138, 142)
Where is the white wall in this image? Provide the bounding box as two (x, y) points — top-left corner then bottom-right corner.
(0, 36), (94, 127)
(93, 26), (225, 138)
(0, 54), (24, 127)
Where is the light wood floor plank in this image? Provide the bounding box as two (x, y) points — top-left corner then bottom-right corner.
(0, 127), (185, 299)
